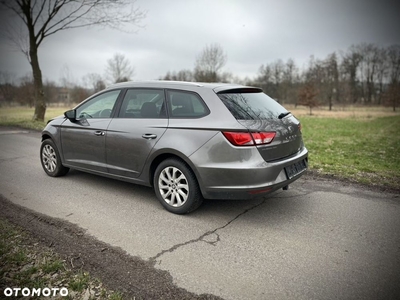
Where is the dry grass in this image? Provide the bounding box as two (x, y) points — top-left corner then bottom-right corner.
(0, 106), (70, 122)
(0, 105), (72, 131)
(287, 104), (399, 119)
(1, 104), (397, 121)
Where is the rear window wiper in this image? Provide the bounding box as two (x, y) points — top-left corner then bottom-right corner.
(278, 111), (291, 119)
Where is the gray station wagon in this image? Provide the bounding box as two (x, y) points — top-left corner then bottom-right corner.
(40, 81), (308, 214)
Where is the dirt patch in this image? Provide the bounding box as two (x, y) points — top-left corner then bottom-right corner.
(0, 195), (223, 300)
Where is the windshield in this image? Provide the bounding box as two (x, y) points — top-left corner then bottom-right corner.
(218, 91), (287, 120)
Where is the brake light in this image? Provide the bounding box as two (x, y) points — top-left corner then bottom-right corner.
(222, 131), (275, 146)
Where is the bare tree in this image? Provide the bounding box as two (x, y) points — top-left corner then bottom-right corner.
(59, 64), (75, 90)
(375, 47), (389, 105)
(357, 43), (381, 104)
(271, 59), (284, 100)
(0, 0), (145, 121)
(194, 44), (227, 82)
(383, 82), (400, 112)
(257, 63), (273, 94)
(105, 53), (134, 83)
(324, 52), (340, 110)
(259, 59), (299, 104)
(82, 73), (106, 93)
(387, 44), (400, 85)
(298, 81), (319, 115)
(70, 85), (90, 104)
(384, 44), (400, 111)
(0, 71), (17, 105)
(282, 58), (298, 104)
(341, 46), (362, 104)
(16, 74), (35, 107)
(162, 69), (193, 82)
(43, 79), (59, 104)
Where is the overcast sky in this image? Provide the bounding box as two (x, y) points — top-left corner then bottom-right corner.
(1, 0), (399, 86)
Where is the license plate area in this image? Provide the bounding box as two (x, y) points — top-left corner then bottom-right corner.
(285, 159), (307, 179)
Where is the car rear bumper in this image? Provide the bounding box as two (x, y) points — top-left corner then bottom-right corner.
(191, 145), (308, 200)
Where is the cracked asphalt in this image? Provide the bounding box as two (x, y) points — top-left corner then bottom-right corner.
(1, 128), (400, 299)
(149, 199), (267, 262)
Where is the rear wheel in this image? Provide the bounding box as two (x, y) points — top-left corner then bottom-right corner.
(40, 139), (69, 177)
(154, 158), (203, 214)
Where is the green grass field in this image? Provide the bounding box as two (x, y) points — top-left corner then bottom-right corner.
(299, 115), (400, 190)
(1, 105), (399, 190)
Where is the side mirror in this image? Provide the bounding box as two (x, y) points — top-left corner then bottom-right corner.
(64, 109), (77, 122)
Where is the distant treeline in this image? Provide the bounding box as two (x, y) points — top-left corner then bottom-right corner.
(161, 43), (400, 112)
(1, 43), (399, 111)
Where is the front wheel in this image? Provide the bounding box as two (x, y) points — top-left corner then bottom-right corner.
(154, 158), (203, 214)
(40, 139), (69, 177)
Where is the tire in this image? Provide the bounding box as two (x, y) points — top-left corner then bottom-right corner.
(154, 158), (203, 214)
(40, 139), (69, 177)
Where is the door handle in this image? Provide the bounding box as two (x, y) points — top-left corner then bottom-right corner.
(94, 131), (105, 136)
(142, 133), (157, 140)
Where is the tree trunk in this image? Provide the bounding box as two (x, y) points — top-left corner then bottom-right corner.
(26, 7), (46, 122)
(30, 46), (46, 121)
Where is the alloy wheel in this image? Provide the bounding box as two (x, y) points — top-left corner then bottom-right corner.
(42, 144), (57, 173)
(158, 166), (189, 207)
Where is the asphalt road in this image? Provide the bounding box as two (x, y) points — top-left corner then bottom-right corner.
(0, 128), (399, 300)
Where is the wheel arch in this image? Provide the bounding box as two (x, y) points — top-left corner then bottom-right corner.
(41, 133), (52, 142)
(147, 151), (205, 196)
(41, 129), (65, 164)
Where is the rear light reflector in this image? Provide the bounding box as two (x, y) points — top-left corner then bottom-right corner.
(248, 187), (272, 195)
(222, 131), (276, 146)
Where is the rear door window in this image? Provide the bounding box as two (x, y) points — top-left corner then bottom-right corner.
(118, 89), (166, 118)
(217, 90), (287, 120)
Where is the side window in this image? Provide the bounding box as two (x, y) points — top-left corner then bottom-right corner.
(167, 90), (209, 118)
(76, 90), (120, 119)
(118, 89), (166, 118)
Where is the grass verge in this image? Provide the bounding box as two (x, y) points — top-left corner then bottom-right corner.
(0, 107), (68, 131)
(299, 115), (400, 190)
(0, 218), (126, 299)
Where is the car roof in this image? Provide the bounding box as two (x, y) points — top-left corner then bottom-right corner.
(105, 80), (262, 93)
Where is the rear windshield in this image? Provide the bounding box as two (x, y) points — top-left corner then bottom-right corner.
(218, 91), (287, 120)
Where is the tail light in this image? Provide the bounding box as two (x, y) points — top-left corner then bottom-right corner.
(222, 131), (276, 146)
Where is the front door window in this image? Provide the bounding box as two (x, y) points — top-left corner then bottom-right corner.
(77, 90), (120, 119)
